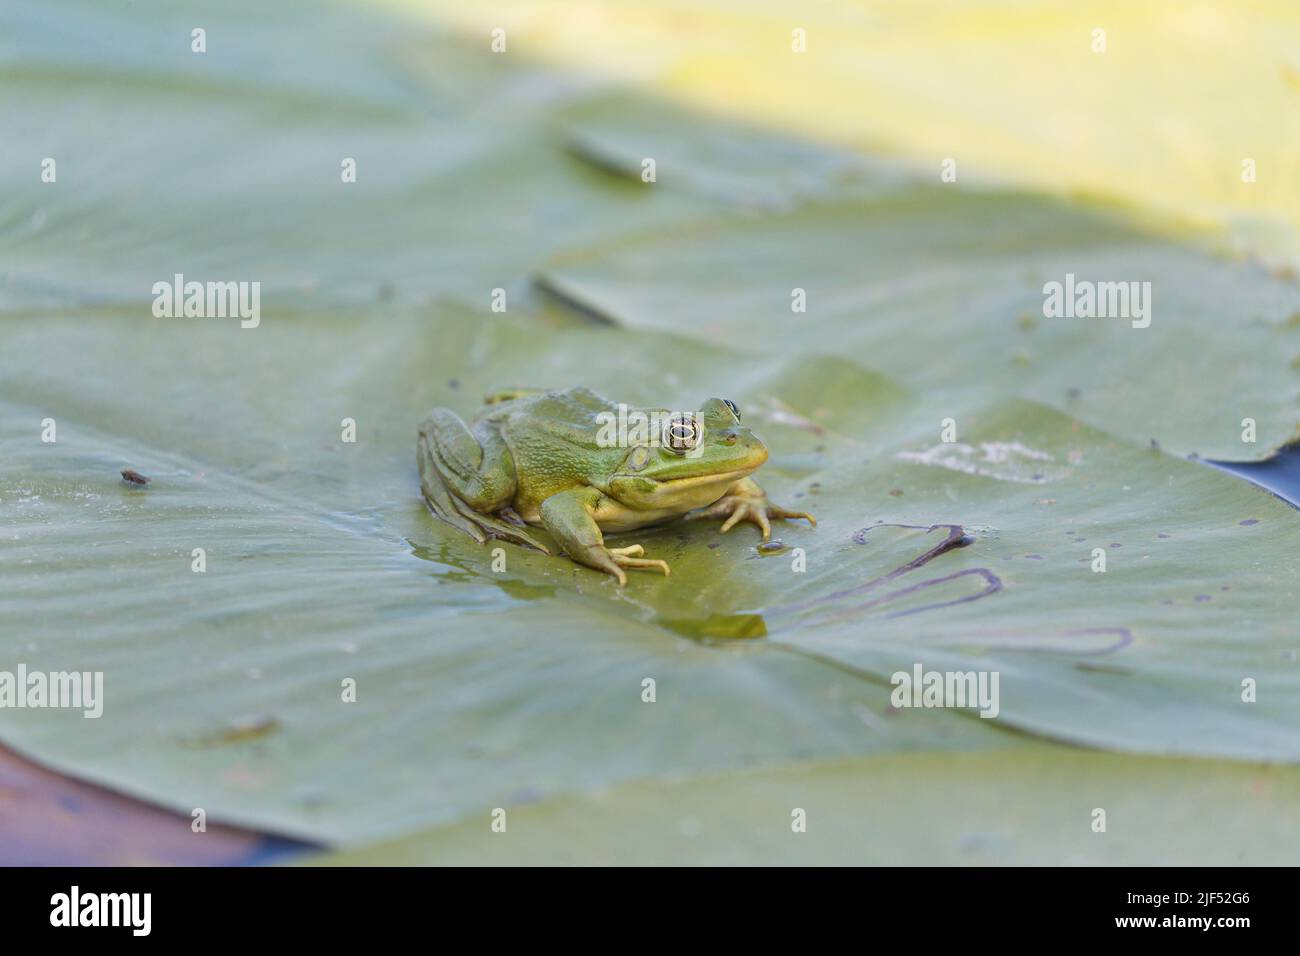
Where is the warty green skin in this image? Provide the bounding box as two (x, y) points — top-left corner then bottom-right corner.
(417, 387), (815, 584)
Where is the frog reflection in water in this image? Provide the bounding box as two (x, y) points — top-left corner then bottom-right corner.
(417, 387), (815, 584)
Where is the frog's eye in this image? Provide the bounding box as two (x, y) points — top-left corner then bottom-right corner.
(662, 414), (702, 454)
(722, 399), (740, 421)
(625, 445), (651, 471)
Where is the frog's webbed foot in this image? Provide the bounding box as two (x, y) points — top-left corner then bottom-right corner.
(607, 544), (671, 583)
(561, 541), (672, 586)
(686, 480), (816, 541)
(539, 489), (670, 585)
(423, 461), (550, 553)
(497, 506), (528, 527)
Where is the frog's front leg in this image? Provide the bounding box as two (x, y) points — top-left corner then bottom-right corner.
(540, 487), (670, 585)
(685, 476), (816, 540)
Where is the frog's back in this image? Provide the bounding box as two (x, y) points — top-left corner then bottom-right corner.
(474, 386), (610, 424)
(491, 388), (621, 503)
(513, 386), (615, 424)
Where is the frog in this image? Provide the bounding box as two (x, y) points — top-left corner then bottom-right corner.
(417, 387), (815, 584)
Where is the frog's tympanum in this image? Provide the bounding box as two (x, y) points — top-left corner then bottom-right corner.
(417, 387), (815, 584)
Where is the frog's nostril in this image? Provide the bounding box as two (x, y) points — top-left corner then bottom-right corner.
(721, 429), (739, 445)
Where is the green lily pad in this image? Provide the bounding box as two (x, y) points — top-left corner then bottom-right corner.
(0, 1), (708, 314)
(3, 303), (1297, 848)
(540, 188), (1300, 459)
(1, 0), (1297, 862)
(308, 747), (1300, 865)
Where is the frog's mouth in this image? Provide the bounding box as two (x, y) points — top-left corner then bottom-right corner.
(649, 466), (759, 489)
(608, 463), (764, 511)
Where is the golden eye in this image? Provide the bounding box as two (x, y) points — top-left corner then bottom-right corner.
(663, 415), (701, 453)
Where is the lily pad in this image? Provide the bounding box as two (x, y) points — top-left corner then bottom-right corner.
(540, 189), (1300, 459)
(4, 303), (1298, 848)
(1, 0), (1297, 863)
(309, 747), (1300, 865)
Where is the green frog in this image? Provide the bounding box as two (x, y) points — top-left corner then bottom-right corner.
(417, 387), (815, 584)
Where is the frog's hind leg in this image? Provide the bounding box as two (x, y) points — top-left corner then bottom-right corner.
(450, 496), (548, 553)
(418, 409), (549, 553)
(418, 424), (489, 544)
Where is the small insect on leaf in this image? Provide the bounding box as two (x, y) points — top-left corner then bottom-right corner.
(121, 468), (151, 486)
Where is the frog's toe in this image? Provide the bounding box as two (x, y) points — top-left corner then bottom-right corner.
(720, 502), (769, 538)
(689, 496), (814, 539)
(684, 499), (732, 522)
(770, 503), (816, 527)
(577, 548), (628, 584)
(608, 545), (670, 578)
(615, 556), (671, 577)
